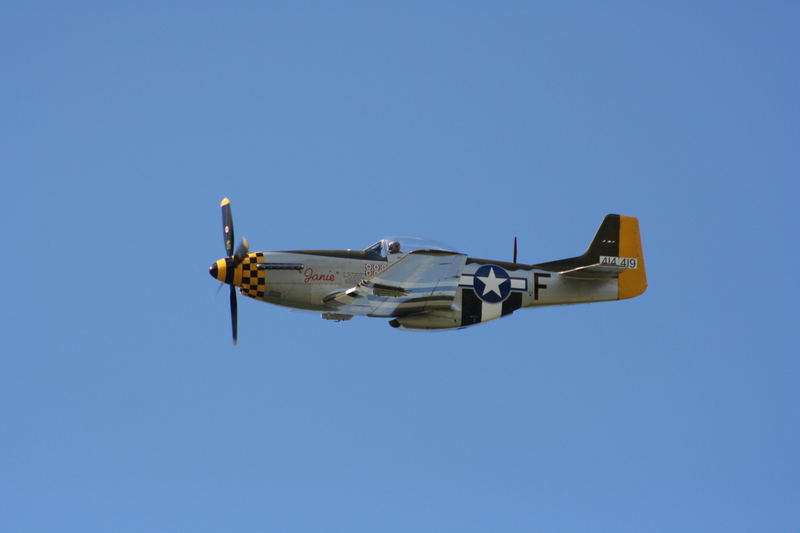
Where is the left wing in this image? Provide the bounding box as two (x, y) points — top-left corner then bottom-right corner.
(323, 250), (467, 317)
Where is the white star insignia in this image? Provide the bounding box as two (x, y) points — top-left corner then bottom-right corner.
(477, 267), (507, 298)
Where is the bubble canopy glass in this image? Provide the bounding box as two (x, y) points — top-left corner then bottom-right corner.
(361, 236), (458, 259)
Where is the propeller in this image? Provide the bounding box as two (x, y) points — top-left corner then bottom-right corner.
(216, 198), (249, 345)
(513, 236), (518, 264)
(222, 198), (235, 257)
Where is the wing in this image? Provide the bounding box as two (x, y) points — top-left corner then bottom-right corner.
(323, 250), (467, 317)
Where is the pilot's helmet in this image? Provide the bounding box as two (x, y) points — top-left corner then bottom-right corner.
(388, 241), (401, 254)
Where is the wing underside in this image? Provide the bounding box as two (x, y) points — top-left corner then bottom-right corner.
(323, 251), (467, 317)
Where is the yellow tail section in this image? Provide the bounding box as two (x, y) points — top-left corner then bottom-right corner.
(618, 216), (647, 299)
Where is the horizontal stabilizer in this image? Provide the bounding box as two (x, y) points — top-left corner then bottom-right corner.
(559, 255), (640, 279)
(559, 263), (623, 280)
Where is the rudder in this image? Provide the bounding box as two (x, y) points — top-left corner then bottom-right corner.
(617, 215), (647, 299)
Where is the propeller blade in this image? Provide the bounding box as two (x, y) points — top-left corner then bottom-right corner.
(221, 198), (234, 257)
(230, 284), (238, 345)
(513, 237), (518, 264)
(233, 237), (250, 267)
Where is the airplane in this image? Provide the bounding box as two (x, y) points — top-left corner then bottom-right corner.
(209, 198), (647, 343)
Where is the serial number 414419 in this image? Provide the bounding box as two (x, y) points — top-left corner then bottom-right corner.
(599, 256), (638, 269)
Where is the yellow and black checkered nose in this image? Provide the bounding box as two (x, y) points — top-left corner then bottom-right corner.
(209, 254), (266, 299)
(238, 253), (267, 299)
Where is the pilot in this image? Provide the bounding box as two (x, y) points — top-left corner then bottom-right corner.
(388, 241), (401, 254)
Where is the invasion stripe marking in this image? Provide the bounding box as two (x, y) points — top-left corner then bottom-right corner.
(482, 302), (502, 322)
(501, 292), (522, 316)
(461, 288), (483, 326)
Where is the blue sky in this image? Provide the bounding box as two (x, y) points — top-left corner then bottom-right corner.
(1, 2), (797, 531)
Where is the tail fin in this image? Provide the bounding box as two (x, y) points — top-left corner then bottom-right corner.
(531, 214), (647, 299)
(584, 213), (622, 261)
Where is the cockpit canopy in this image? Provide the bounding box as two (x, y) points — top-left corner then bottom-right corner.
(361, 236), (457, 259)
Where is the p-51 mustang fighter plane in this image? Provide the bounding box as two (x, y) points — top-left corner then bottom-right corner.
(209, 198), (647, 343)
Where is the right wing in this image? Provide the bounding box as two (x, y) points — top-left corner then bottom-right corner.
(323, 250), (467, 317)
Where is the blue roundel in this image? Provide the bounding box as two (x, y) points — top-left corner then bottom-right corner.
(472, 265), (511, 303)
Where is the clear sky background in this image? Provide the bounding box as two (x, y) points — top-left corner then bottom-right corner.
(1, 2), (797, 532)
